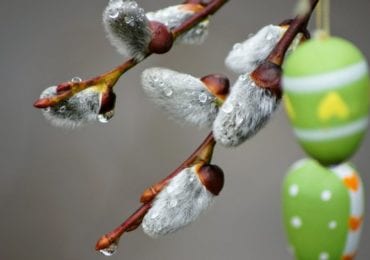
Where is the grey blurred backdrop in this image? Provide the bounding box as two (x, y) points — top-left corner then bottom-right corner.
(1, 0), (369, 259)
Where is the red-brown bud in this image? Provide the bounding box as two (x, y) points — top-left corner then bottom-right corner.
(148, 21), (174, 54)
(99, 89), (116, 115)
(195, 163), (224, 196)
(251, 61), (282, 98)
(201, 74), (230, 102)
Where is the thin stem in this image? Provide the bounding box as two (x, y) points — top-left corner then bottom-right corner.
(95, 203), (151, 251)
(140, 132), (215, 203)
(267, 0), (319, 65)
(34, 0), (228, 109)
(173, 0), (228, 38)
(96, 132), (216, 251)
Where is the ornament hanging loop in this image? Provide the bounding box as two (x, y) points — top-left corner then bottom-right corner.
(315, 0), (331, 38)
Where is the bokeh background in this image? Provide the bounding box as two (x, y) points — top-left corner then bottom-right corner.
(1, 0), (369, 259)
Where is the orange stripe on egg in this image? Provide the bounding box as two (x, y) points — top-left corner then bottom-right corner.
(348, 216), (363, 231)
(343, 173), (360, 192)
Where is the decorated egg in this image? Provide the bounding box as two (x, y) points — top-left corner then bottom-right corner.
(282, 37), (369, 165)
(282, 159), (364, 260)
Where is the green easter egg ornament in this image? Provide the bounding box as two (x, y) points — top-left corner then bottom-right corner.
(282, 37), (369, 165)
(282, 159), (364, 260)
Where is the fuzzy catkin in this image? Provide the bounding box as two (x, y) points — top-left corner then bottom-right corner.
(142, 166), (214, 237)
(103, 0), (152, 60)
(225, 25), (283, 74)
(141, 67), (219, 128)
(146, 5), (209, 45)
(40, 86), (101, 128)
(213, 75), (279, 147)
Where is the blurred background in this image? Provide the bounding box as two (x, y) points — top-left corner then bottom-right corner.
(1, 0), (369, 259)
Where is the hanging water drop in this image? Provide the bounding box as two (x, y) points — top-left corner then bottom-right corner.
(98, 110), (115, 123)
(99, 240), (119, 256)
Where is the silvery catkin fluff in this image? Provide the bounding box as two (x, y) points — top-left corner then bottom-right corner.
(103, 0), (152, 60)
(225, 24), (302, 74)
(146, 4), (209, 45)
(142, 166), (214, 237)
(213, 75), (279, 147)
(40, 86), (101, 128)
(141, 67), (219, 128)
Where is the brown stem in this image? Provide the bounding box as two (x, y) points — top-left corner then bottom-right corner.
(268, 0), (319, 65)
(251, 0), (319, 96)
(173, 0), (228, 38)
(96, 132), (216, 251)
(140, 132), (216, 203)
(34, 0), (228, 109)
(95, 203), (151, 251)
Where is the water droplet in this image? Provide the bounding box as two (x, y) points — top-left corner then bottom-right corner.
(59, 106), (66, 113)
(233, 43), (242, 50)
(98, 110), (114, 123)
(236, 115), (244, 125)
(221, 103), (234, 114)
(266, 32), (273, 41)
(169, 200), (178, 208)
(150, 212), (159, 219)
(124, 15), (135, 25)
(128, 1), (138, 9)
(195, 28), (203, 35)
(198, 93), (208, 103)
(108, 9), (120, 19)
(71, 77), (82, 83)
(164, 87), (173, 97)
(99, 241), (119, 256)
(240, 74), (248, 81)
(166, 185), (175, 194)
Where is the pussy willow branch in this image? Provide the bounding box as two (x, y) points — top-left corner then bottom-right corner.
(33, 0), (229, 109)
(251, 0), (319, 96)
(95, 132), (215, 251)
(95, 0), (320, 252)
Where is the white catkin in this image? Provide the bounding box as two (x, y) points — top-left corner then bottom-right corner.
(213, 75), (279, 147)
(146, 5), (209, 45)
(103, 0), (152, 60)
(141, 67), (219, 128)
(225, 25), (302, 74)
(40, 86), (101, 128)
(142, 167), (214, 237)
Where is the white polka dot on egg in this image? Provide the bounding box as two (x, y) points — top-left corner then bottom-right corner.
(321, 190), (332, 202)
(291, 216), (302, 229)
(319, 252), (330, 260)
(289, 184), (299, 197)
(328, 221), (337, 230)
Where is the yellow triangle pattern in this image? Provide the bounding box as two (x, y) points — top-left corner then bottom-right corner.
(318, 92), (350, 121)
